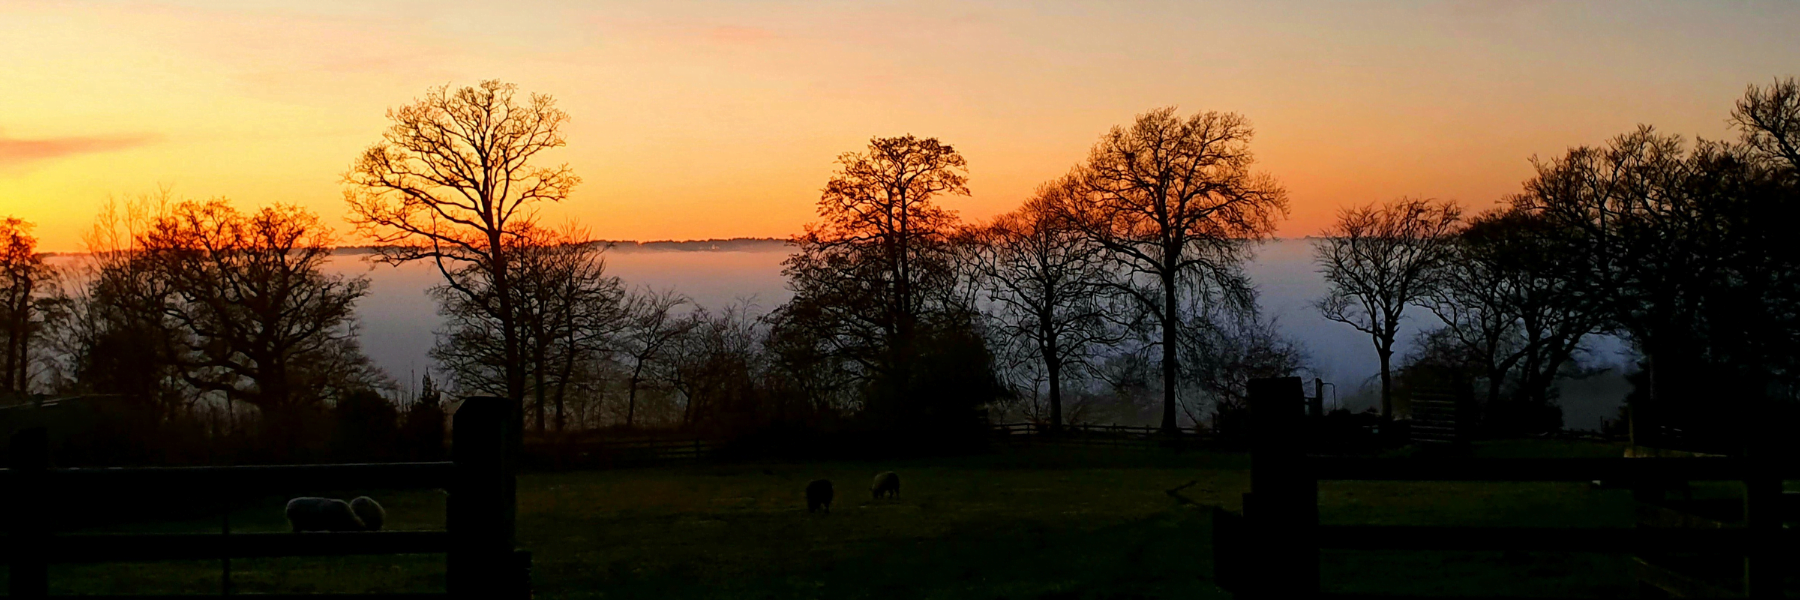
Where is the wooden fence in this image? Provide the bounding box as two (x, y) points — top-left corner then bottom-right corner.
(523, 436), (723, 468)
(2, 396), (528, 600)
(1214, 376), (1796, 599)
(989, 423), (1213, 449)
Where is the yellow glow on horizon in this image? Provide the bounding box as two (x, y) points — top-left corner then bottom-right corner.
(3, 0), (1794, 252)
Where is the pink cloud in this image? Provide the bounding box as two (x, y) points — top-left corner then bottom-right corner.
(0, 132), (162, 167)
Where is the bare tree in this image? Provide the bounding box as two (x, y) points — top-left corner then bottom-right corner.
(618, 288), (695, 428)
(430, 224), (624, 434)
(1059, 107), (1289, 433)
(1732, 77), (1800, 171)
(130, 200), (379, 428)
(1179, 302), (1306, 433)
(970, 179), (1119, 431)
(44, 191), (191, 417)
(667, 299), (766, 431)
(345, 80), (579, 426)
(1314, 197), (1461, 418)
(778, 135), (970, 378)
(1426, 209), (1600, 429)
(774, 135), (1004, 435)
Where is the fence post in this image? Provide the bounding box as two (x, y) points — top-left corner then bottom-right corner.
(1743, 459), (1779, 599)
(1742, 408), (1780, 600)
(1248, 377), (1316, 598)
(9, 427), (50, 599)
(448, 397), (523, 599)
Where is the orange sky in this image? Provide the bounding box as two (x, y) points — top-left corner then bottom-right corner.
(2, 0), (1797, 252)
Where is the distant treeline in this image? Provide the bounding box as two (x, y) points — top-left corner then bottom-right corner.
(329, 238), (790, 256)
(1, 77), (1795, 463)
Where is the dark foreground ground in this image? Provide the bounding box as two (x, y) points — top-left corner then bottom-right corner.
(12, 440), (1765, 599)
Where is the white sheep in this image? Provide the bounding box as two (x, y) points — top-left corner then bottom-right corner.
(871, 471), (900, 500)
(285, 497), (365, 532)
(350, 496), (386, 531)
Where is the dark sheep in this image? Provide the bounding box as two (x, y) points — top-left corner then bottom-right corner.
(806, 479), (834, 513)
(871, 471), (900, 500)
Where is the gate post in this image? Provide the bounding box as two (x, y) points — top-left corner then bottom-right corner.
(448, 397), (524, 599)
(1742, 403), (1780, 600)
(9, 427), (50, 599)
(1248, 377), (1316, 598)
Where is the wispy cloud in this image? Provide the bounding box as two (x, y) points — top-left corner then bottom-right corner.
(0, 132), (162, 168)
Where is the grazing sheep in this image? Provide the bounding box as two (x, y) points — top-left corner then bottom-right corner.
(284, 497), (365, 532)
(870, 471), (900, 500)
(805, 479), (834, 513)
(350, 496), (386, 531)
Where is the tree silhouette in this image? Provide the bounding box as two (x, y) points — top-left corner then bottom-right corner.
(0, 217), (51, 395)
(666, 300), (765, 432)
(345, 80), (579, 427)
(1059, 108), (1288, 433)
(617, 288), (694, 428)
(129, 200), (381, 443)
(1512, 90), (1800, 447)
(1732, 77), (1800, 171)
(970, 179), (1119, 431)
(1314, 197), (1461, 418)
(1426, 209), (1599, 433)
(429, 225), (623, 434)
(775, 134), (1000, 435)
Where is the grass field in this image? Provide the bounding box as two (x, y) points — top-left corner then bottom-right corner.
(10, 441), (1680, 599)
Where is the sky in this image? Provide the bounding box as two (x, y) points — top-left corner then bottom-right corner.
(2, 0), (1797, 252)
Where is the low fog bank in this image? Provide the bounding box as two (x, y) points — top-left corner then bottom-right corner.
(330, 238), (1631, 430)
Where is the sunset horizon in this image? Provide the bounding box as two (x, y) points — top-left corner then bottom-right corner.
(6, 1), (1798, 252)
(4, 3), (1799, 599)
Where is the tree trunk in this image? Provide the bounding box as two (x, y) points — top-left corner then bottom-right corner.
(492, 237), (525, 447)
(532, 345), (547, 436)
(1046, 347), (1063, 433)
(626, 362), (644, 428)
(553, 321), (576, 435)
(1377, 345), (1393, 419)
(1160, 271), (1180, 433)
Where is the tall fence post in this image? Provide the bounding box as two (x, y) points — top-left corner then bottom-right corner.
(1742, 404), (1780, 600)
(448, 397), (523, 599)
(1248, 377), (1316, 598)
(9, 427), (50, 599)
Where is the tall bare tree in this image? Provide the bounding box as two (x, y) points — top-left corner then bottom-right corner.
(1314, 197), (1462, 418)
(970, 179), (1118, 431)
(345, 80), (579, 426)
(1060, 108), (1289, 433)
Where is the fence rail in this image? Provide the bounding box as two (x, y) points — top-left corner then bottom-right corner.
(1, 531), (452, 562)
(989, 423), (1212, 448)
(1306, 456), (1800, 482)
(523, 437), (722, 466)
(0, 461), (458, 495)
